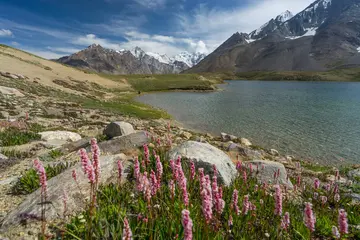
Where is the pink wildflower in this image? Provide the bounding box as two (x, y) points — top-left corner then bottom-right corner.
(338, 209), (348, 234)
(117, 160), (123, 181)
(155, 155), (163, 182)
(242, 170), (247, 184)
(242, 195), (250, 215)
(181, 210), (193, 240)
(201, 175), (213, 222)
(281, 212), (290, 230)
(332, 226), (340, 239)
(304, 202), (316, 232)
(33, 159), (47, 196)
(213, 164), (218, 176)
(190, 161), (196, 180)
(334, 193), (340, 202)
(90, 138), (100, 183)
(274, 185), (282, 216)
(156, 138), (161, 146)
(79, 148), (90, 174)
(134, 157), (140, 180)
(314, 178), (320, 190)
(231, 189), (240, 215)
(122, 217), (133, 240)
(249, 164), (253, 174)
(169, 180), (176, 198)
(236, 161), (242, 172)
(250, 202), (256, 212)
(143, 144), (150, 165)
(325, 183), (331, 192)
(212, 176), (225, 214)
(333, 184), (339, 194)
(175, 159), (189, 206)
(150, 170), (158, 196)
(72, 170), (77, 182)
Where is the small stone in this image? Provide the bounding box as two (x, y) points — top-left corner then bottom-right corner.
(270, 149), (279, 156)
(240, 138), (252, 146)
(181, 131), (192, 140)
(221, 132), (237, 142)
(326, 175), (347, 184)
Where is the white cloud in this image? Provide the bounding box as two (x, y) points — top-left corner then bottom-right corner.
(72, 34), (122, 50)
(46, 46), (82, 54)
(72, 32), (210, 56)
(0, 29), (13, 37)
(133, 0), (167, 9)
(177, 0), (315, 51)
(24, 49), (65, 59)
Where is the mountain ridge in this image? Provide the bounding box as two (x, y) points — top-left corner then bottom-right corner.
(186, 0), (360, 73)
(56, 44), (206, 74)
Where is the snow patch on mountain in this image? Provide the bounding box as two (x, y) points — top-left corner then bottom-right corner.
(357, 47), (360, 53)
(303, 27), (318, 36)
(145, 52), (172, 64)
(275, 10), (294, 22)
(305, 0), (332, 13)
(172, 52), (206, 67)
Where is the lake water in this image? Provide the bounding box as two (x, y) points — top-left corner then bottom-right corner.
(137, 81), (360, 165)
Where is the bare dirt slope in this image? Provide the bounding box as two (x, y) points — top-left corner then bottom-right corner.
(0, 45), (131, 95)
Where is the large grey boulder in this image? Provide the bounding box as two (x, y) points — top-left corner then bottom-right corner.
(246, 160), (293, 189)
(103, 121), (135, 139)
(0, 154), (130, 230)
(97, 131), (149, 154)
(168, 141), (237, 185)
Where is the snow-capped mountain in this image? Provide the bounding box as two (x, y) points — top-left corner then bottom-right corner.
(249, 10), (294, 39)
(187, 0), (360, 73)
(56, 44), (206, 74)
(130, 48), (206, 68)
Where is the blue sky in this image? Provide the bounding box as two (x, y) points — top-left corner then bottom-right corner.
(0, 0), (314, 59)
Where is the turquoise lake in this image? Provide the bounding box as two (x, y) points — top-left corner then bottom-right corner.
(137, 81), (360, 165)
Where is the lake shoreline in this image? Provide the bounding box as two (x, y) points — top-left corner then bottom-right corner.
(137, 80), (360, 166)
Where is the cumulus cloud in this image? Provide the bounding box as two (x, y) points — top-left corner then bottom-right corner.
(177, 0), (315, 51)
(0, 29), (13, 37)
(72, 32), (210, 56)
(24, 49), (65, 59)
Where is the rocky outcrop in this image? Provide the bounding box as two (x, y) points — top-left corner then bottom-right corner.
(0, 154), (129, 230)
(246, 160), (293, 189)
(97, 131), (149, 154)
(103, 121), (135, 139)
(0, 86), (24, 97)
(168, 141), (237, 185)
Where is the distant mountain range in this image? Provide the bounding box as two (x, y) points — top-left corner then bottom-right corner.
(187, 0), (360, 73)
(56, 45), (206, 74)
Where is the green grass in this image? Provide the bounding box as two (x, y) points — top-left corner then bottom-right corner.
(232, 68), (360, 82)
(0, 127), (41, 147)
(0, 148), (34, 159)
(102, 74), (220, 92)
(12, 162), (74, 194)
(56, 144), (359, 240)
(300, 161), (333, 173)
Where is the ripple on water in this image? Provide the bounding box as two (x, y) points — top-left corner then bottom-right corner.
(137, 81), (360, 165)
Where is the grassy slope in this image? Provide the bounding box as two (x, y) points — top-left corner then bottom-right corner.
(233, 68), (360, 81)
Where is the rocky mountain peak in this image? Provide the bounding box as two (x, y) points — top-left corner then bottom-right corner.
(275, 10), (294, 22)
